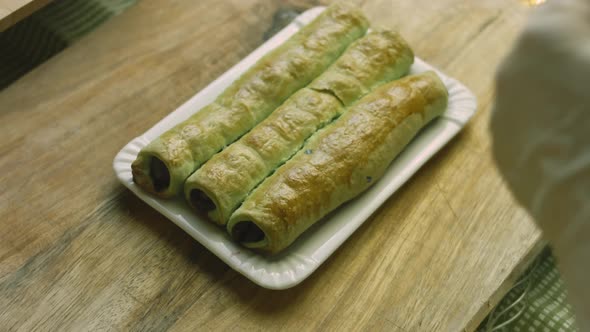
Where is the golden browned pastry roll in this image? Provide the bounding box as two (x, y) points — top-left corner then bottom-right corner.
(184, 30), (414, 225)
(227, 71), (449, 254)
(131, 3), (368, 197)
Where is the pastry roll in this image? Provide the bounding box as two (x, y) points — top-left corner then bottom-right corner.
(184, 30), (414, 225)
(131, 3), (368, 197)
(227, 71), (448, 254)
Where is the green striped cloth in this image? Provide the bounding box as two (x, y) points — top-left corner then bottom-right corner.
(478, 248), (578, 331)
(0, 0), (136, 89)
(0, 4), (581, 331)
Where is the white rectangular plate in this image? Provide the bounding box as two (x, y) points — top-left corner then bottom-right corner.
(113, 7), (477, 290)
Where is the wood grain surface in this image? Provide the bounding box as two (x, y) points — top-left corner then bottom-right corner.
(0, 0), (543, 331)
(0, 0), (52, 31)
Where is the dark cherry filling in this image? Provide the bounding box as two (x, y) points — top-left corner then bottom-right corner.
(232, 221), (265, 243)
(150, 157), (170, 192)
(190, 189), (216, 212)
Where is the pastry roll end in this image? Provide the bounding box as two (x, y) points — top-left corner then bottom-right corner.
(227, 196), (302, 253)
(185, 183), (223, 225)
(229, 219), (269, 249)
(131, 143), (195, 198)
(227, 212), (274, 251)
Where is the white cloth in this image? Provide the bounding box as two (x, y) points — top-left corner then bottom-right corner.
(490, 0), (590, 329)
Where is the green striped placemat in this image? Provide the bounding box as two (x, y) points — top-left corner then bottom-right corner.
(0, 0), (136, 90)
(478, 247), (578, 331)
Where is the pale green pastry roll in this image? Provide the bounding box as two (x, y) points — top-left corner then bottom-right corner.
(131, 3), (368, 197)
(227, 71), (449, 254)
(185, 30), (414, 225)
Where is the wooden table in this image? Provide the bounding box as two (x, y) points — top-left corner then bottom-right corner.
(0, 0), (51, 31)
(0, 0), (543, 331)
